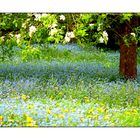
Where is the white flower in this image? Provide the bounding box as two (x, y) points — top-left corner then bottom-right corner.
(29, 26), (37, 33)
(102, 31), (108, 43)
(130, 32), (136, 37)
(50, 28), (58, 36)
(33, 13), (48, 21)
(89, 23), (94, 26)
(15, 34), (21, 39)
(15, 34), (21, 43)
(9, 33), (14, 37)
(103, 31), (108, 38)
(99, 37), (104, 43)
(64, 31), (75, 43)
(66, 32), (71, 37)
(34, 14), (42, 21)
(29, 26), (37, 37)
(60, 15), (65, 21)
(70, 32), (75, 38)
(51, 23), (57, 29)
(66, 32), (75, 38)
(64, 36), (71, 42)
(0, 36), (5, 42)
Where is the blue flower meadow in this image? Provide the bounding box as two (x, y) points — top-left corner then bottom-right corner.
(0, 45), (140, 127)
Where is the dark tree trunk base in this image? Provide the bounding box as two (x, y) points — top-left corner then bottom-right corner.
(120, 41), (137, 79)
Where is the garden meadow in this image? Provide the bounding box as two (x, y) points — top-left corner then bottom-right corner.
(0, 13), (140, 127)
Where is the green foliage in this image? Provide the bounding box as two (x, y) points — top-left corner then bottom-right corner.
(119, 14), (133, 23)
(0, 13), (140, 61)
(21, 46), (41, 61)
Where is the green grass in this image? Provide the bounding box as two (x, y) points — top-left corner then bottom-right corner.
(0, 45), (140, 127)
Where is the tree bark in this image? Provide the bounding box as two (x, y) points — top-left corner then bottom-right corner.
(120, 40), (137, 79)
(119, 20), (137, 79)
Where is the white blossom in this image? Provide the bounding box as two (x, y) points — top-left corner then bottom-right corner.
(70, 32), (75, 38)
(50, 28), (58, 36)
(0, 36), (5, 42)
(51, 23), (58, 29)
(29, 26), (37, 37)
(130, 32), (136, 37)
(103, 31), (108, 38)
(15, 34), (21, 39)
(29, 26), (37, 33)
(33, 13), (48, 21)
(64, 36), (71, 42)
(9, 33), (14, 37)
(64, 31), (75, 43)
(60, 15), (65, 21)
(34, 14), (42, 21)
(102, 31), (108, 43)
(15, 34), (21, 43)
(99, 37), (104, 43)
(89, 23), (94, 26)
(66, 32), (75, 38)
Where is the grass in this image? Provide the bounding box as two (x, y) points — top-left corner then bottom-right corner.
(0, 44), (140, 127)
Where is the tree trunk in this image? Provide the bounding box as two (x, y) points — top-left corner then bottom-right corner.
(119, 20), (137, 79)
(120, 40), (137, 79)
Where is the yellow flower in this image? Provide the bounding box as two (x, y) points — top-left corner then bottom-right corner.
(100, 103), (105, 107)
(104, 115), (109, 120)
(26, 123), (34, 127)
(80, 117), (83, 122)
(125, 111), (131, 116)
(71, 109), (75, 112)
(0, 116), (3, 121)
(84, 97), (90, 103)
(63, 109), (69, 113)
(97, 107), (104, 112)
(56, 103), (60, 107)
(15, 96), (19, 99)
(131, 109), (137, 114)
(21, 94), (29, 101)
(47, 109), (52, 114)
(28, 105), (34, 109)
(26, 122), (37, 127)
(59, 114), (64, 119)
(26, 116), (34, 123)
(9, 118), (14, 122)
(84, 96), (88, 99)
(87, 115), (92, 118)
(0, 121), (3, 125)
(88, 109), (93, 114)
(85, 99), (90, 103)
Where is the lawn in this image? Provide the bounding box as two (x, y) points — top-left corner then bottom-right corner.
(0, 44), (140, 127)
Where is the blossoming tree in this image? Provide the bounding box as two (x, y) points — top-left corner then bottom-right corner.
(0, 13), (140, 79)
